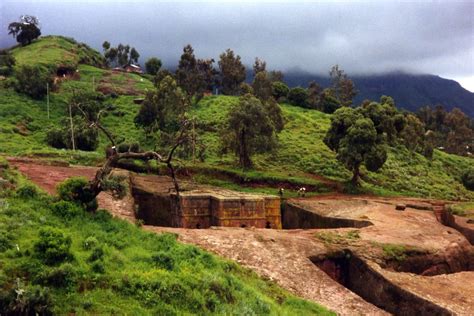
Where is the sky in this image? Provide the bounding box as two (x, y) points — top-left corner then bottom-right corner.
(1, 0), (473, 91)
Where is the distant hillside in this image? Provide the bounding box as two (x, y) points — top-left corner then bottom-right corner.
(282, 71), (474, 117)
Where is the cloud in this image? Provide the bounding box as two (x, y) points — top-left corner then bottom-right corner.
(1, 1), (473, 80)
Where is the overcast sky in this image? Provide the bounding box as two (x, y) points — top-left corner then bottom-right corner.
(1, 0), (473, 91)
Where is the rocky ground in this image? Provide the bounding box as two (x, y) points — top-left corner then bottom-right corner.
(8, 158), (474, 315)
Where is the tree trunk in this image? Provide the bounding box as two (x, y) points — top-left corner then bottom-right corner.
(239, 129), (252, 169)
(351, 165), (360, 186)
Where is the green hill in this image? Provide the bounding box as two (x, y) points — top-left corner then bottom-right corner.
(11, 35), (105, 70)
(1, 36), (473, 200)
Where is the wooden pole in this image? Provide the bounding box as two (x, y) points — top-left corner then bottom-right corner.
(69, 102), (75, 151)
(46, 83), (50, 119)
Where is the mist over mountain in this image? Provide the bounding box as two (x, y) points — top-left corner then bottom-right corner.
(281, 71), (474, 116)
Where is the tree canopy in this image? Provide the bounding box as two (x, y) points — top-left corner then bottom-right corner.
(221, 94), (278, 168)
(324, 107), (387, 184)
(8, 15), (41, 45)
(218, 49), (246, 95)
(145, 57), (162, 75)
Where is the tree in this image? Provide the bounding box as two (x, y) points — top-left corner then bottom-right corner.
(129, 47), (140, 64)
(445, 109), (473, 155)
(175, 44), (199, 97)
(222, 94), (277, 168)
(400, 114), (425, 152)
(252, 71), (272, 102)
(461, 168), (474, 191)
(319, 89), (341, 114)
(288, 87), (308, 107)
(360, 96), (405, 145)
(329, 65), (357, 107)
(0, 50), (16, 76)
(271, 81), (289, 101)
(14, 64), (53, 99)
(145, 57), (162, 75)
(102, 41), (110, 53)
(135, 76), (189, 135)
(307, 81), (323, 110)
(263, 97), (285, 132)
(218, 49), (246, 95)
(253, 57), (266, 76)
(324, 107), (387, 184)
(268, 70), (284, 82)
(8, 15), (41, 45)
(46, 91), (107, 151)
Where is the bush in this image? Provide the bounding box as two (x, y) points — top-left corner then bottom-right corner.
(151, 251), (175, 271)
(0, 50), (15, 76)
(14, 64), (54, 99)
(0, 283), (53, 314)
(56, 177), (97, 211)
(461, 169), (474, 191)
(271, 81), (289, 101)
(50, 200), (83, 220)
(83, 236), (99, 250)
(16, 184), (39, 198)
(37, 263), (77, 289)
(33, 228), (73, 265)
(117, 142), (141, 153)
(287, 87), (308, 107)
(46, 119), (99, 151)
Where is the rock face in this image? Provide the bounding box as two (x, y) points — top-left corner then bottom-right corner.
(282, 201), (373, 229)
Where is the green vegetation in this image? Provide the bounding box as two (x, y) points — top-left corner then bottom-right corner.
(448, 202), (474, 219)
(1, 35), (473, 202)
(11, 35), (104, 70)
(0, 168), (332, 314)
(315, 230), (361, 245)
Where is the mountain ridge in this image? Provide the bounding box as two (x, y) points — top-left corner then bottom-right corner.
(281, 71), (474, 116)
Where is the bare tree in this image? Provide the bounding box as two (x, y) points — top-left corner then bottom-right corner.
(74, 99), (191, 209)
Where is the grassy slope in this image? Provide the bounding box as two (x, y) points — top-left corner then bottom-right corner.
(0, 162), (330, 314)
(1, 36), (473, 201)
(11, 35), (104, 69)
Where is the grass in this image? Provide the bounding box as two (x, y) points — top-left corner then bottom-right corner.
(315, 230), (361, 246)
(448, 202), (474, 219)
(1, 35), (474, 201)
(0, 164), (333, 315)
(11, 35), (104, 70)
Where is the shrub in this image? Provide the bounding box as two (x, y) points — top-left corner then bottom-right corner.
(117, 142), (141, 153)
(271, 81), (289, 101)
(56, 177), (97, 211)
(37, 263), (77, 289)
(0, 283), (53, 314)
(88, 246), (105, 262)
(287, 87), (308, 107)
(16, 184), (39, 198)
(151, 251), (175, 271)
(33, 228), (72, 265)
(50, 200), (83, 220)
(83, 236), (99, 250)
(461, 168), (474, 191)
(14, 64), (53, 99)
(0, 50), (15, 76)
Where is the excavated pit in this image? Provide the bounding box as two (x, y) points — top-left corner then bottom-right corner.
(311, 251), (454, 315)
(281, 201), (373, 229)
